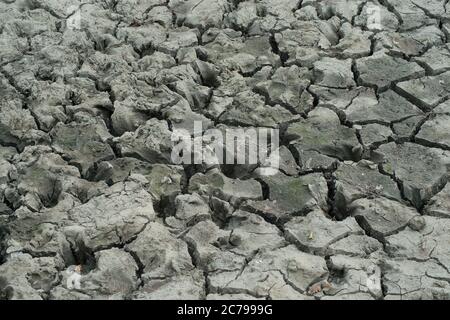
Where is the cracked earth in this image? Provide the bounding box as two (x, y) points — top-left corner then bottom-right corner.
(0, 0), (450, 300)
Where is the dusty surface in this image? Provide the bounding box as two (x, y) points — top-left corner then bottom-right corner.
(0, 0), (449, 300)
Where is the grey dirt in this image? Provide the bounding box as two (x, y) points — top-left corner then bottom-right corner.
(0, 0), (449, 300)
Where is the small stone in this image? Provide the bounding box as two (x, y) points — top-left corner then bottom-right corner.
(408, 216), (426, 231)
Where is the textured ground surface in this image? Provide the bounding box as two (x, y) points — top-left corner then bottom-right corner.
(0, 0), (450, 300)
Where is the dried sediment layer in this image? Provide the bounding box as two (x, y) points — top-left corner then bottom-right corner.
(0, 0), (449, 300)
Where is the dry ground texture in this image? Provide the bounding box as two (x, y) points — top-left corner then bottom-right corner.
(0, 0), (450, 300)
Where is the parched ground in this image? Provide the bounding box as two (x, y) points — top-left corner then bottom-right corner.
(0, 0), (449, 300)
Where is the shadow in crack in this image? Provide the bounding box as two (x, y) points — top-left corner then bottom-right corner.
(0, 225), (8, 265)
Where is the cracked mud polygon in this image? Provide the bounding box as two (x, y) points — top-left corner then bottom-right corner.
(0, 0), (449, 300)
